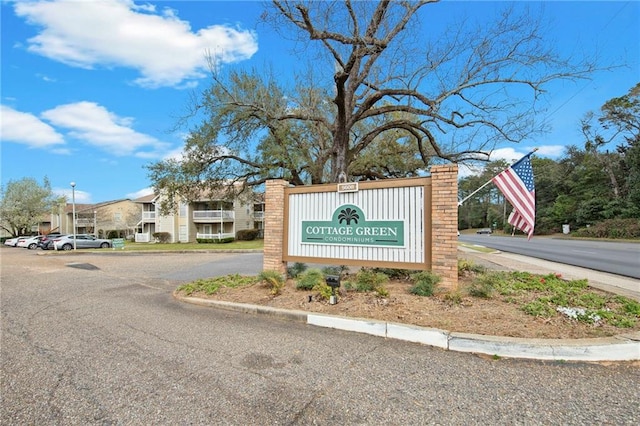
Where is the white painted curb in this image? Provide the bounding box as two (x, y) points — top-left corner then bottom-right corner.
(177, 296), (640, 362)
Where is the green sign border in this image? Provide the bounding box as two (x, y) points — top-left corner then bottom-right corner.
(302, 204), (404, 247)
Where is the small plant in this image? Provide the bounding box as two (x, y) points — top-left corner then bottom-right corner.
(313, 282), (333, 301)
(296, 268), (325, 290)
(177, 274), (257, 296)
(615, 296), (640, 316)
(409, 271), (441, 297)
(372, 268), (412, 280)
(443, 291), (463, 305)
(258, 270), (285, 295)
(321, 265), (350, 276)
(374, 285), (389, 298)
(522, 300), (555, 317)
(353, 269), (389, 292)
(458, 259), (486, 276)
(467, 273), (499, 298)
(287, 262), (308, 278)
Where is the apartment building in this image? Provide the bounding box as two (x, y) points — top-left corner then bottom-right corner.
(134, 190), (265, 243)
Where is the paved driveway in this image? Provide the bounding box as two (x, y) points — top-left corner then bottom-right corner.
(2, 248), (638, 424)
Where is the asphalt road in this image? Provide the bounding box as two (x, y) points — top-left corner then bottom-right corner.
(459, 235), (640, 279)
(2, 248), (639, 425)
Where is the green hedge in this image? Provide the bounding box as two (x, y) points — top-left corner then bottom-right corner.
(196, 237), (235, 244)
(235, 229), (260, 241)
(573, 218), (640, 239)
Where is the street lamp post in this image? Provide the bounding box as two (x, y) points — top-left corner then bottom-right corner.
(94, 210), (97, 238)
(70, 182), (77, 250)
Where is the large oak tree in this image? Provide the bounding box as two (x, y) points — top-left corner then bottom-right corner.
(148, 0), (598, 211)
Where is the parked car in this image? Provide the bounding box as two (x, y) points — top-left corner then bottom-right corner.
(17, 235), (50, 249)
(38, 234), (64, 250)
(53, 234), (112, 251)
(4, 236), (28, 247)
(476, 228), (493, 235)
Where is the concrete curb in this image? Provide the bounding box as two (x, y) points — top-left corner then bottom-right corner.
(176, 295), (640, 362)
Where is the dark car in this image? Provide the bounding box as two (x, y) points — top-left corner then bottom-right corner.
(477, 228), (493, 235)
(38, 234), (64, 250)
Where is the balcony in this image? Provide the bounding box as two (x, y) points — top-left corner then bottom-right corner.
(135, 232), (152, 243)
(75, 218), (94, 226)
(142, 211), (156, 221)
(193, 210), (234, 222)
(253, 211), (265, 221)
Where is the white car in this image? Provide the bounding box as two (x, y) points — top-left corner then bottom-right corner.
(4, 236), (27, 247)
(17, 235), (46, 249)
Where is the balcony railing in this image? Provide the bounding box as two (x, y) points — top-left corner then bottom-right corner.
(253, 211), (265, 221)
(135, 232), (151, 243)
(196, 232), (235, 240)
(142, 211), (156, 221)
(193, 210), (234, 222)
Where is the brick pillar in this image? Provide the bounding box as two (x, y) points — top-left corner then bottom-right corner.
(430, 165), (459, 291)
(263, 179), (289, 275)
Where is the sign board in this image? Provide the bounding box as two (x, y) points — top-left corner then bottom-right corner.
(337, 182), (358, 193)
(302, 204), (404, 247)
(111, 238), (125, 249)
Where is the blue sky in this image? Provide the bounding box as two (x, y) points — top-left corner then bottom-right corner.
(1, 1), (638, 203)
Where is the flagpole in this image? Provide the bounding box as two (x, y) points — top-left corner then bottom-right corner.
(457, 148), (538, 207)
(458, 179), (494, 206)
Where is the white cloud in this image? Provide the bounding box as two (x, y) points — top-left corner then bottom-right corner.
(535, 145), (566, 158)
(489, 145), (566, 162)
(13, 0), (258, 88)
(0, 105), (65, 147)
(54, 187), (92, 204)
(41, 101), (170, 156)
(126, 187), (155, 199)
(458, 144), (567, 179)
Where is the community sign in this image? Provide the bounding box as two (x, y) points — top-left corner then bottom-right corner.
(301, 204), (405, 247)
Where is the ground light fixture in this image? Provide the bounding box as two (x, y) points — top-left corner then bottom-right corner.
(325, 275), (340, 305)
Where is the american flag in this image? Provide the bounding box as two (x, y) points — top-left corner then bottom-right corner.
(492, 153), (536, 239)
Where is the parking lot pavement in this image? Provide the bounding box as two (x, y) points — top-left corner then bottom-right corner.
(2, 247), (640, 424)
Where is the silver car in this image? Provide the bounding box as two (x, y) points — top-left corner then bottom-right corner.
(53, 234), (112, 251)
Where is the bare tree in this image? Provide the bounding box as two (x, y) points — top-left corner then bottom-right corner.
(148, 0), (599, 209)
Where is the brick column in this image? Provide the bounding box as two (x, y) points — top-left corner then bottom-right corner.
(262, 179), (289, 275)
(430, 165), (459, 291)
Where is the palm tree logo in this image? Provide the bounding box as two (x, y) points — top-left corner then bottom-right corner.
(338, 207), (360, 225)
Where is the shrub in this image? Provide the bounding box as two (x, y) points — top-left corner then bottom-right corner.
(353, 269), (389, 292)
(468, 273), (500, 298)
(572, 218), (640, 239)
(372, 268), (412, 280)
(296, 268), (325, 290)
(409, 271), (441, 297)
(236, 229), (260, 241)
(287, 262), (308, 279)
(196, 237), (235, 244)
(258, 270), (285, 295)
(107, 230), (119, 239)
(313, 282), (333, 301)
(153, 232), (171, 243)
(321, 265), (349, 276)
